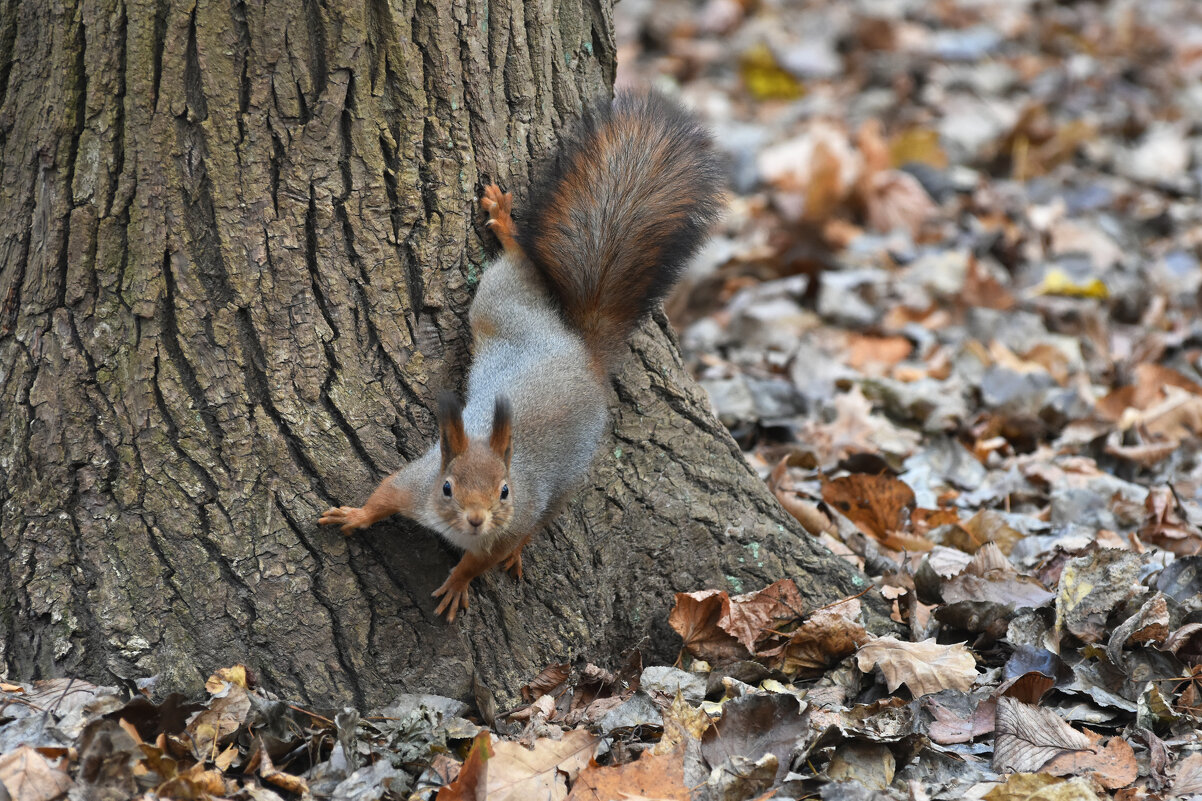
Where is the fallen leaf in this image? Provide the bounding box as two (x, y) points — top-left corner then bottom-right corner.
(923, 692), (995, 744)
(1033, 268), (1108, 299)
(1171, 753), (1202, 796)
(822, 473), (918, 546)
(205, 665), (249, 694)
(890, 127), (948, 168)
(1056, 550), (1145, 644)
(0, 747), (73, 801)
(701, 693), (808, 783)
(722, 579), (807, 655)
(827, 740), (895, 790)
(668, 590), (746, 663)
(1106, 594), (1170, 667)
(483, 729), (597, 801)
(437, 731), (490, 801)
(186, 683), (252, 761)
(522, 663), (570, 703)
(984, 773), (1100, 801)
(1044, 730), (1138, 790)
(774, 599), (869, 677)
(740, 43), (805, 101)
(856, 636), (978, 696)
(993, 696), (1092, 774)
(566, 746), (690, 801)
(846, 334), (913, 373)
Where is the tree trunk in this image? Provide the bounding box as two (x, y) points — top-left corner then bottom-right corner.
(0, 0), (884, 706)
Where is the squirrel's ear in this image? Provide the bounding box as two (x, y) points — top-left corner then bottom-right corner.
(490, 396), (513, 467)
(437, 392), (468, 469)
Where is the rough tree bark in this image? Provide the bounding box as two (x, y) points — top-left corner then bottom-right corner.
(0, 0), (883, 706)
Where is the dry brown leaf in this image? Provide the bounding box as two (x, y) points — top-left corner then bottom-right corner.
(862, 169), (937, 236)
(775, 488), (836, 536)
(668, 590), (746, 663)
(1171, 753), (1202, 796)
(1138, 487), (1199, 555)
(942, 542), (1056, 609)
(822, 474), (917, 545)
(655, 692), (713, 756)
(669, 581), (809, 663)
(959, 257), (1016, 311)
(948, 509), (1026, 555)
(1140, 390), (1202, 441)
(805, 138), (848, 222)
(258, 743), (308, 796)
(1107, 594), (1170, 667)
(522, 663), (570, 703)
(187, 683), (251, 761)
(436, 730), (490, 801)
(993, 696), (1092, 774)
(923, 695), (995, 744)
(484, 729), (597, 801)
(566, 745), (689, 801)
(984, 773), (1100, 801)
(775, 599), (869, 677)
(855, 636), (977, 696)
(846, 334), (913, 373)
(1043, 729), (1137, 790)
(1104, 431), (1178, 468)
(0, 746), (73, 801)
(722, 579), (808, 655)
(1097, 364), (1202, 420)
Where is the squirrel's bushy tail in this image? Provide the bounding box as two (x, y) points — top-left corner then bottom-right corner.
(518, 92), (723, 372)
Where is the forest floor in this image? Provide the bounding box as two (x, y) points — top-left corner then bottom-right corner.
(5, 0), (1202, 798)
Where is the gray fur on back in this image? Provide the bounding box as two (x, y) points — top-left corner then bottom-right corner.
(393, 252), (609, 544)
(462, 252), (609, 532)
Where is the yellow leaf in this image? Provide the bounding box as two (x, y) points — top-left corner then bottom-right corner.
(741, 44), (805, 101)
(890, 127), (948, 168)
(1033, 268), (1109, 299)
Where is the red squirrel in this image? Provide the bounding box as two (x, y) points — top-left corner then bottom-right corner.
(318, 92), (723, 621)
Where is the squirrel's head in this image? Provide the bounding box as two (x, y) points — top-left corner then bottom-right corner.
(434, 392), (513, 539)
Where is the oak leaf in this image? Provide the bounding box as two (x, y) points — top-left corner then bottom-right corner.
(856, 636), (977, 696)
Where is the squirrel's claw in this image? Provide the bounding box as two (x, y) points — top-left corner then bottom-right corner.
(318, 506), (366, 536)
(432, 578), (471, 622)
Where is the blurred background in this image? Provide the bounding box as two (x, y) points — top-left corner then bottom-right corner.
(611, 0), (1202, 547)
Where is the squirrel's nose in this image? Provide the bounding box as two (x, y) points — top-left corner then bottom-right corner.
(467, 512), (485, 528)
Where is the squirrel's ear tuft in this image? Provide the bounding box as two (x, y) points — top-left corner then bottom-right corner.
(437, 391), (468, 469)
(490, 396), (513, 467)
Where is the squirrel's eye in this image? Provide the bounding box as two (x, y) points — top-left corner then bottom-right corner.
(442, 481), (453, 497)
(500, 484), (509, 500)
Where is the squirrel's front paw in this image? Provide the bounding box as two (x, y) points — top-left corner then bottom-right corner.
(432, 576), (473, 623)
(318, 506), (368, 535)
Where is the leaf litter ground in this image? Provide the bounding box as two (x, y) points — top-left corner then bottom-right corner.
(6, 0), (1202, 798)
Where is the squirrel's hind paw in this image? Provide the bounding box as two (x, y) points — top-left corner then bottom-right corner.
(480, 185), (519, 252)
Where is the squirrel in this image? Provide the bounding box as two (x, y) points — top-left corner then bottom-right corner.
(318, 92), (723, 621)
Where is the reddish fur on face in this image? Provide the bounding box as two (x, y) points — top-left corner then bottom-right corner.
(437, 441), (513, 539)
